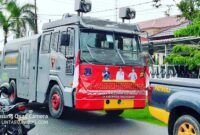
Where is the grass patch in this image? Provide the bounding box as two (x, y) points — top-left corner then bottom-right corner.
(121, 106), (167, 126)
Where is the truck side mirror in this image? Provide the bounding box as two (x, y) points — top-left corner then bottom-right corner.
(60, 34), (70, 46)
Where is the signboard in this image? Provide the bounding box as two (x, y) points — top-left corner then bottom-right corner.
(76, 64), (147, 110)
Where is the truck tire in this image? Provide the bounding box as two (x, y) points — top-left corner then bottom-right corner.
(105, 110), (124, 117)
(173, 115), (200, 135)
(8, 80), (17, 104)
(48, 84), (64, 119)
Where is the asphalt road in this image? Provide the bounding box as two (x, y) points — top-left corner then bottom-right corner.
(27, 104), (168, 135)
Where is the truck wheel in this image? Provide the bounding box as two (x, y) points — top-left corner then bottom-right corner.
(48, 85), (64, 119)
(8, 80), (17, 104)
(173, 115), (200, 135)
(105, 110), (124, 117)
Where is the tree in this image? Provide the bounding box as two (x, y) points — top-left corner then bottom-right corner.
(165, 45), (200, 70)
(167, 0), (200, 74)
(0, 11), (12, 44)
(174, 18), (200, 37)
(177, 0), (200, 21)
(0, 0), (36, 45)
(174, 0), (200, 37)
(6, 1), (36, 38)
(0, 0), (10, 45)
(152, 0), (162, 8)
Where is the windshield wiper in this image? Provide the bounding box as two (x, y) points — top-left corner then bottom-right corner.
(80, 50), (92, 64)
(85, 44), (106, 64)
(116, 48), (125, 64)
(86, 44), (95, 59)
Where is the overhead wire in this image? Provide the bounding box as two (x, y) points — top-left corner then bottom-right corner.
(36, 0), (177, 18)
(50, 0), (74, 4)
(1, 0), (179, 26)
(37, 5), (171, 18)
(89, 0), (154, 14)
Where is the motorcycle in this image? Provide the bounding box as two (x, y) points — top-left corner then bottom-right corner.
(0, 83), (35, 135)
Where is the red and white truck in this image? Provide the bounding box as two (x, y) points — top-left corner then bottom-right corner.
(0, 0), (148, 118)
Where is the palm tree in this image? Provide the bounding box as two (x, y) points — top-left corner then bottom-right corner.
(0, 11), (12, 45)
(0, 0), (9, 45)
(6, 1), (36, 38)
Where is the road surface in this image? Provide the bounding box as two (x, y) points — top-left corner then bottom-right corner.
(28, 104), (168, 135)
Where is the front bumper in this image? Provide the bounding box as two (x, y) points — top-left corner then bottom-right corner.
(75, 99), (146, 110)
(148, 106), (169, 124)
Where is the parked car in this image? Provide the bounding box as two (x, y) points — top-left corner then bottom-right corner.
(149, 78), (200, 135)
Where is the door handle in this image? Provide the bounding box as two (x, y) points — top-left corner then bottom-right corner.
(39, 66), (43, 69)
(33, 66), (35, 70)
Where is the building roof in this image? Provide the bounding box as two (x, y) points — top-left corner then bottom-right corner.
(138, 16), (189, 30)
(142, 36), (200, 46)
(151, 22), (190, 39)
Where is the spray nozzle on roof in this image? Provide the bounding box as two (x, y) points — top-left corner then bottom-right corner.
(75, 0), (92, 15)
(119, 7), (136, 22)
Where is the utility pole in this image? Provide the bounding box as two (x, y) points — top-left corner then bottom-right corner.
(115, 0), (118, 22)
(34, 0), (38, 34)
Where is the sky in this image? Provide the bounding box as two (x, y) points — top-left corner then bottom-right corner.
(0, 0), (181, 50)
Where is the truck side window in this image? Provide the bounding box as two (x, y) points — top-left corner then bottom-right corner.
(42, 34), (51, 53)
(58, 29), (74, 57)
(59, 29), (75, 75)
(66, 29), (74, 57)
(51, 32), (59, 51)
(59, 31), (67, 55)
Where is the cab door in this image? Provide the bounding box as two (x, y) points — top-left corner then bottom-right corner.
(54, 28), (75, 87)
(36, 33), (51, 103)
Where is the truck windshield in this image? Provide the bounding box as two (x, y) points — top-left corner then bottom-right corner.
(80, 29), (144, 66)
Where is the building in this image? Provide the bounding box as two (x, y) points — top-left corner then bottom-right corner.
(138, 16), (190, 65)
(138, 16), (200, 79)
(138, 16), (189, 39)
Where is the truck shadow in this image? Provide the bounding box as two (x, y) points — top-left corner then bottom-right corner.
(27, 102), (133, 126)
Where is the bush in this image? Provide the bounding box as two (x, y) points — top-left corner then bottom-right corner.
(174, 19), (200, 37)
(165, 45), (200, 70)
